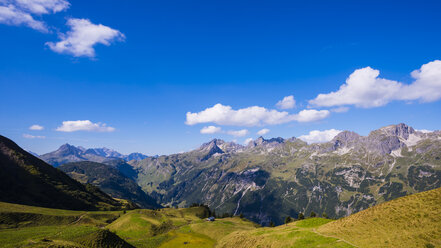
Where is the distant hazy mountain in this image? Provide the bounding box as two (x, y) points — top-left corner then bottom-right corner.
(40, 144), (148, 166)
(59, 161), (161, 209)
(0, 135), (126, 211)
(27, 150), (39, 157)
(129, 123), (441, 225)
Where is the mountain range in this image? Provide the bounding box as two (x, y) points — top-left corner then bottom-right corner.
(21, 123), (441, 226)
(39, 144), (149, 166)
(127, 123), (441, 225)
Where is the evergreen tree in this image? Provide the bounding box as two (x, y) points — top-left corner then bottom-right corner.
(322, 212), (328, 219)
(310, 211), (316, 217)
(298, 212), (304, 220)
(284, 216), (292, 225)
(269, 221), (275, 227)
(239, 213), (244, 219)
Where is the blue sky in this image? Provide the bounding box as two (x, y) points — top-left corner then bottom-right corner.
(1, 0), (441, 155)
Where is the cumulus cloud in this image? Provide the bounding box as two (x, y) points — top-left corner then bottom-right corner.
(309, 60), (441, 108)
(276, 95), (296, 109)
(330, 106), (349, 113)
(56, 120), (115, 132)
(257, 128), (270, 135)
(294, 109), (330, 122)
(186, 104), (329, 126)
(0, 0), (69, 32)
(29, 124), (44, 130)
(14, 0), (69, 14)
(23, 133), (45, 139)
(298, 129), (342, 144)
(0, 4), (47, 31)
(200, 125), (222, 134)
(226, 129), (249, 137)
(200, 126), (249, 137)
(46, 18), (125, 57)
(244, 138), (253, 145)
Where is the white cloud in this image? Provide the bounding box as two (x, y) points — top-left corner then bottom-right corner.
(23, 133), (45, 139)
(46, 18), (125, 57)
(298, 129), (342, 144)
(226, 129), (249, 137)
(0, 4), (47, 32)
(200, 125), (222, 134)
(244, 138), (253, 145)
(14, 0), (69, 14)
(257, 128), (270, 135)
(56, 120), (115, 132)
(0, 0), (69, 32)
(330, 106), (349, 113)
(294, 109), (330, 122)
(309, 60), (441, 108)
(29, 124), (44, 130)
(200, 126), (249, 137)
(186, 103), (329, 126)
(276, 95), (296, 109)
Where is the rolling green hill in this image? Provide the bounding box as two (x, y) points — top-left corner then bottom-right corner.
(317, 186), (441, 248)
(0, 201), (132, 248)
(59, 161), (161, 209)
(0, 135), (126, 211)
(0, 201), (258, 248)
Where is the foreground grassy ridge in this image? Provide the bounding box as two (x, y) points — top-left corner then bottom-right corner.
(0, 201), (128, 248)
(217, 218), (353, 248)
(107, 207), (258, 248)
(318, 187), (441, 248)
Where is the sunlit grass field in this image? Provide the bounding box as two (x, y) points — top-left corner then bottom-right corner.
(318, 187), (441, 248)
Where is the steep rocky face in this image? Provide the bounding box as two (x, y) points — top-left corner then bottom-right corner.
(132, 123), (441, 226)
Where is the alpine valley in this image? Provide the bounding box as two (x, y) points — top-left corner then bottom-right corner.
(38, 123), (441, 226)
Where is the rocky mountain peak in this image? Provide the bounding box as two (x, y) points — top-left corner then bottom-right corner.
(199, 139), (225, 160)
(200, 139), (225, 151)
(379, 123), (415, 139)
(332, 131), (361, 148)
(57, 143), (83, 156)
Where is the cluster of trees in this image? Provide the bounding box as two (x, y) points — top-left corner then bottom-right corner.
(190, 203), (238, 219)
(268, 211), (330, 227)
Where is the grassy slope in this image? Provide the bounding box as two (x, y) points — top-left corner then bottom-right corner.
(4, 186), (440, 248)
(217, 218), (353, 248)
(318, 187), (441, 248)
(0, 202), (258, 248)
(0, 201), (126, 248)
(107, 207), (258, 248)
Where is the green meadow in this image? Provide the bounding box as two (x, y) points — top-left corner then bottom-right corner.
(1, 187), (440, 248)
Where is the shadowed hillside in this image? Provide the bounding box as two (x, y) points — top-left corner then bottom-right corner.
(59, 161), (161, 209)
(0, 135), (125, 211)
